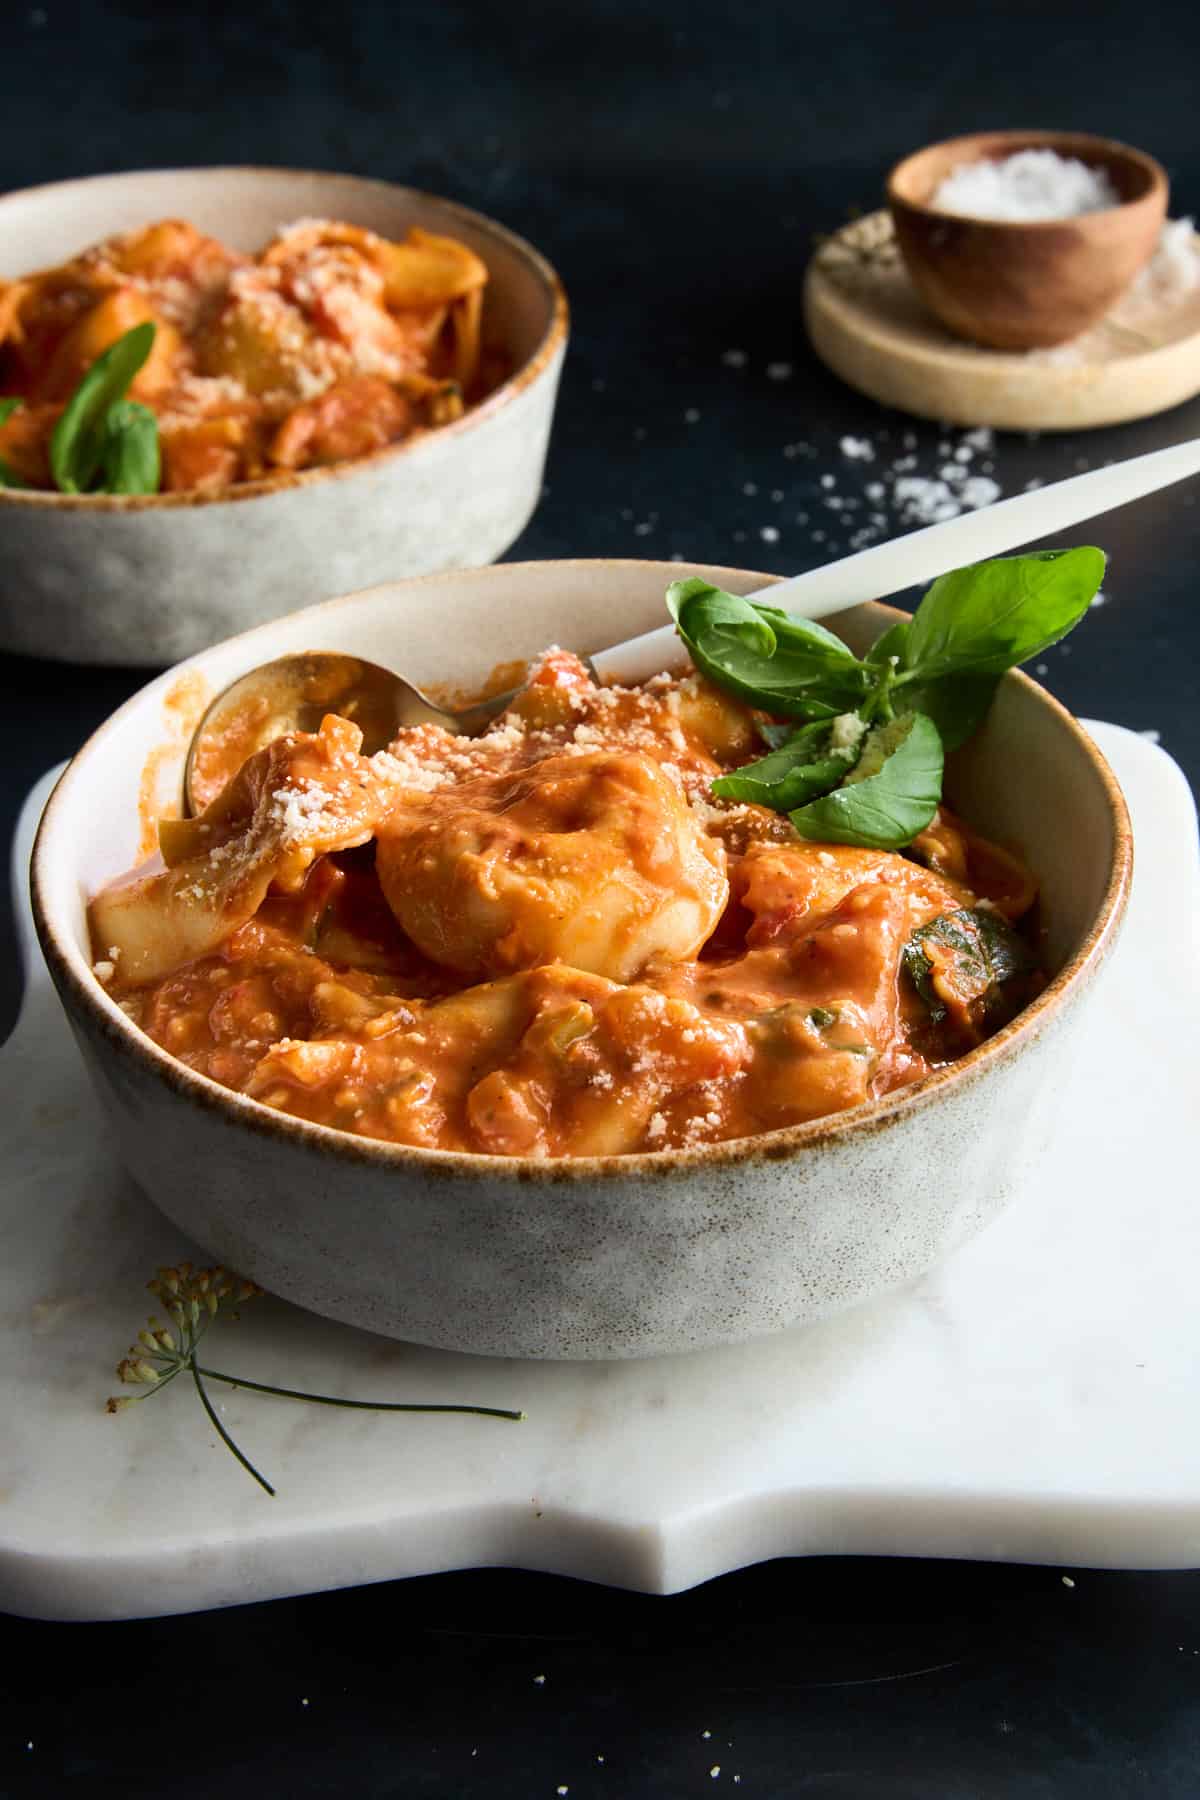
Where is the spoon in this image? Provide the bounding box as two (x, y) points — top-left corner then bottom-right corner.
(184, 651), (520, 814)
(184, 434), (1200, 814)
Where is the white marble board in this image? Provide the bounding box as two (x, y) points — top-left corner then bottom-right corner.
(2, 722), (1198, 1622)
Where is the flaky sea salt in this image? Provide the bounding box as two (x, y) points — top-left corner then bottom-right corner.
(932, 149), (1120, 220)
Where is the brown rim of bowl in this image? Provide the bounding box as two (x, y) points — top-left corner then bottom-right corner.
(886, 130), (1168, 229)
(0, 168), (569, 513)
(30, 558), (1133, 1185)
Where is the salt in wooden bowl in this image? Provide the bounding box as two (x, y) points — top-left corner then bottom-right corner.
(887, 129), (1168, 351)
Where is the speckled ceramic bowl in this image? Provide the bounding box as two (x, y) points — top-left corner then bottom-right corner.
(31, 561), (1131, 1359)
(0, 167), (567, 666)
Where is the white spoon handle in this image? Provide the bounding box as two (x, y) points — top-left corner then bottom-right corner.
(591, 436), (1200, 685)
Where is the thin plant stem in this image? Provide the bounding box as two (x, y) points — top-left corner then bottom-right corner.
(195, 1366), (523, 1422)
(190, 1361), (276, 1497)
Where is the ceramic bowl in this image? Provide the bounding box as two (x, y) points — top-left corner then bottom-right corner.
(31, 560), (1132, 1360)
(0, 167), (567, 666)
(887, 130), (1167, 350)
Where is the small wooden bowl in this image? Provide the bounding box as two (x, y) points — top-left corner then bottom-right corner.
(887, 129), (1168, 350)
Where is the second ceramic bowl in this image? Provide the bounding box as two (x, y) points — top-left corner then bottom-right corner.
(0, 167), (568, 665)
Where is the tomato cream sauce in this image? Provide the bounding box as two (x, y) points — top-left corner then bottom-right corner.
(91, 648), (1041, 1157)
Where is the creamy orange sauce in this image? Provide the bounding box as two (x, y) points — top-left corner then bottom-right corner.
(135, 668), (211, 860)
(91, 649), (1041, 1157)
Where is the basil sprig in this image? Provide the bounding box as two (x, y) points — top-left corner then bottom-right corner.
(668, 547), (1105, 850)
(49, 322), (162, 496)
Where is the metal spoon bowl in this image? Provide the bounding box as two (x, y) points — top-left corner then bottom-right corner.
(184, 652), (520, 815)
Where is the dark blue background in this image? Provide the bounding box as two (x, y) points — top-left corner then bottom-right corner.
(2, 1), (1198, 1794)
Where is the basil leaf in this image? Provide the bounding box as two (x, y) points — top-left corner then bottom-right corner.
(712, 718), (857, 808)
(903, 548), (1105, 681)
(903, 907), (1035, 1028)
(893, 669), (999, 753)
(50, 322), (157, 494)
(789, 712), (943, 850)
(0, 397), (25, 488)
(865, 619), (909, 666)
(667, 578), (871, 719)
(100, 399), (161, 495)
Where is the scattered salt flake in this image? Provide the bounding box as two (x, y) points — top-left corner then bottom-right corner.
(721, 348), (748, 368)
(557, 1787), (569, 1795)
(1090, 590), (1107, 608)
(1139, 728), (1162, 744)
(893, 476), (961, 524)
(1035, 663), (1049, 676)
(820, 473), (835, 489)
(760, 525), (780, 543)
(839, 435), (875, 461)
(766, 361), (792, 381)
(710, 1767), (721, 1779)
(960, 475), (1001, 509)
(1062, 1575), (1076, 1588)
(301, 1697), (310, 1707)
(742, 481), (758, 496)
(533, 1673), (546, 1685)
(770, 488), (783, 501)
(702, 1731), (712, 1740)
(684, 408), (701, 423)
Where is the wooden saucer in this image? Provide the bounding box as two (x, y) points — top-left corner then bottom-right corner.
(804, 211), (1200, 431)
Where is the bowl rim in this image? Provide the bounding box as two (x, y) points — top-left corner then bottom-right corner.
(30, 557), (1134, 1185)
(886, 128), (1168, 229)
(0, 164), (569, 514)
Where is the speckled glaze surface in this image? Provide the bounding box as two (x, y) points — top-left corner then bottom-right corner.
(31, 562), (1131, 1359)
(0, 168), (567, 665)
